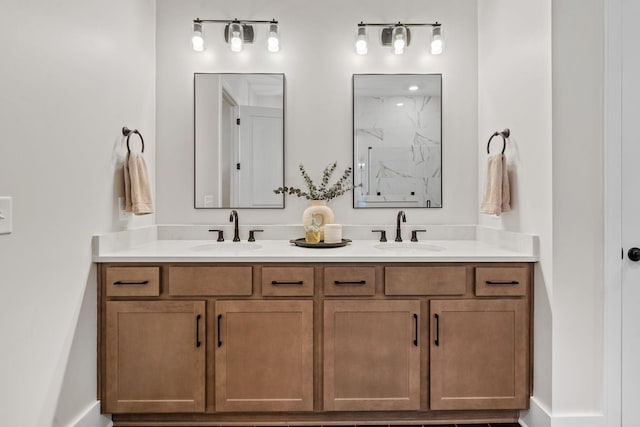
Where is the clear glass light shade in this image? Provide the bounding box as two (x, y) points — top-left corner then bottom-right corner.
(430, 26), (443, 55)
(392, 26), (407, 55)
(355, 26), (368, 55)
(229, 22), (243, 52)
(192, 22), (204, 52)
(267, 22), (280, 53)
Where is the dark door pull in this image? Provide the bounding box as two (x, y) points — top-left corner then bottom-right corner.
(271, 280), (304, 285)
(413, 313), (418, 346)
(434, 313), (440, 346)
(113, 280), (149, 285)
(217, 314), (222, 347)
(485, 280), (519, 286)
(195, 314), (202, 348)
(334, 280), (366, 285)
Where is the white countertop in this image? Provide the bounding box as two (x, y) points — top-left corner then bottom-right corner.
(93, 238), (537, 263)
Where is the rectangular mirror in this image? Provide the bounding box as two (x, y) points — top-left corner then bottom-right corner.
(353, 74), (442, 208)
(194, 73), (284, 208)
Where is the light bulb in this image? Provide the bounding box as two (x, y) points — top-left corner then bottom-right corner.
(229, 22), (243, 52)
(355, 26), (368, 55)
(267, 22), (279, 52)
(192, 22), (204, 52)
(431, 26), (443, 55)
(392, 26), (407, 55)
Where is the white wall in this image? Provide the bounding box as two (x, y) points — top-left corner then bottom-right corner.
(156, 0), (478, 226)
(551, 0), (604, 418)
(479, 0), (605, 424)
(0, 1), (156, 426)
(477, 0), (554, 416)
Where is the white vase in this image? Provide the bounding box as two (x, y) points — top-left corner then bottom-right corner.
(302, 200), (335, 241)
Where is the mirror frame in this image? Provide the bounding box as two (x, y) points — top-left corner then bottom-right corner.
(352, 73), (443, 209)
(194, 72), (286, 209)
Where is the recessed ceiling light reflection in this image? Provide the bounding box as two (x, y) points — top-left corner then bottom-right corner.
(408, 85), (419, 91)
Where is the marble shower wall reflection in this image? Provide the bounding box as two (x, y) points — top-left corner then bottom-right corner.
(353, 74), (442, 208)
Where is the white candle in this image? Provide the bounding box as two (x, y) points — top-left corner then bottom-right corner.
(324, 224), (343, 244)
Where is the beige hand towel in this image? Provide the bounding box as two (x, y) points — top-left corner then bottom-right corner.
(124, 152), (154, 215)
(480, 153), (511, 216)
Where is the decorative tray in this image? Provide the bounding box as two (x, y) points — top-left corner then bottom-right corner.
(289, 238), (351, 248)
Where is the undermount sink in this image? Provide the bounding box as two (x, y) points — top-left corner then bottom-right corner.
(373, 242), (445, 252)
(190, 242), (262, 252)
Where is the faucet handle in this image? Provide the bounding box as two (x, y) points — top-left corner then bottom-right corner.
(372, 229), (387, 242)
(410, 229), (427, 242)
(248, 229), (264, 242)
(208, 229), (224, 242)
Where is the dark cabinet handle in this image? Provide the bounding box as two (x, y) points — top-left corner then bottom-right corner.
(217, 314), (222, 347)
(485, 280), (520, 286)
(434, 314), (440, 346)
(195, 314), (202, 348)
(413, 313), (418, 347)
(271, 280), (304, 285)
(334, 280), (367, 286)
(629, 247), (640, 262)
(113, 280), (149, 286)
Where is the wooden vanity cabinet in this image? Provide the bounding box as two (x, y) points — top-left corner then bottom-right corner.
(323, 299), (421, 411)
(98, 262), (532, 426)
(429, 299), (528, 410)
(104, 300), (205, 413)
(214, 300), (314, 411)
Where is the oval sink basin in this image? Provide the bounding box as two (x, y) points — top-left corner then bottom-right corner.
(373, 242), (445, 252)
(191, 242), (262, 252)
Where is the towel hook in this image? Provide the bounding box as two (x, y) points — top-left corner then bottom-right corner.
(122, 126), (145, 153)
(486, 128), (510, 154)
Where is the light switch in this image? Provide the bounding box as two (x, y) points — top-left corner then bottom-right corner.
(0, 197), (12, 235)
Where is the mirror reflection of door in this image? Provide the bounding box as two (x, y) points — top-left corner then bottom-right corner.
(195, 73), (285, 209)
(236, 105), (283, 207)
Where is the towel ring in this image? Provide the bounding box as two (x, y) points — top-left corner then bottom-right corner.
(122, 126), (145, 153)
(486, 128), (510, 154)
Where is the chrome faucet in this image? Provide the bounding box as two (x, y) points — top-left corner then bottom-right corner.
(229, 210), (240, 242)
(395, 210), (406, 242)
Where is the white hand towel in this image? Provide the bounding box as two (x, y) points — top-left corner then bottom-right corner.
(480, 153), (511, 216)
(124, 152), (154, 215)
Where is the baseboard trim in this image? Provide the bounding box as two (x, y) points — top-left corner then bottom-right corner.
(519, 397), (604, 427)
(520, 396), (551, 427)
(65, 401), (112, 427)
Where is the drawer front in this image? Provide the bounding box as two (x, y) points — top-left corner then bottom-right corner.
(168, 266), (252, 296)
(105, 267), (160, 297)
(324, 266), (376, 296)
(385, 266), (466, 296)
(262, 266), (315, 296)
(475, 266), (528, 296)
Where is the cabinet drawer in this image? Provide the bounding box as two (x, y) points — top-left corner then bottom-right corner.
(168, 266), (252, 296)
(324, 266), (376, 296)
(385, 266), (466, 296)
(475, 267), (528, 296)
(105, 267), (160, 297)
(262, 266), (314, 296)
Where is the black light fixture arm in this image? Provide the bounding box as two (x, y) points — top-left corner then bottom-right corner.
(358, 20), (441, 28)
(194, 18), (278, 25)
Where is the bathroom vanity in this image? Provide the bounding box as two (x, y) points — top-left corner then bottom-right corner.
(95, 231), (536, 426)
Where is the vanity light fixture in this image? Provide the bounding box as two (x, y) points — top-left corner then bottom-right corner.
(355, 24), (368, 55)
(192, 18), (280, 53)
(355, 21), (443, 55)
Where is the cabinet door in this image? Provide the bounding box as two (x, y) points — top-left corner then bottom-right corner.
(215, 300), (314, 411)
(105, 301), (205, 413)
(430, 299), (528, 410)
(324, 300), (421, 411)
